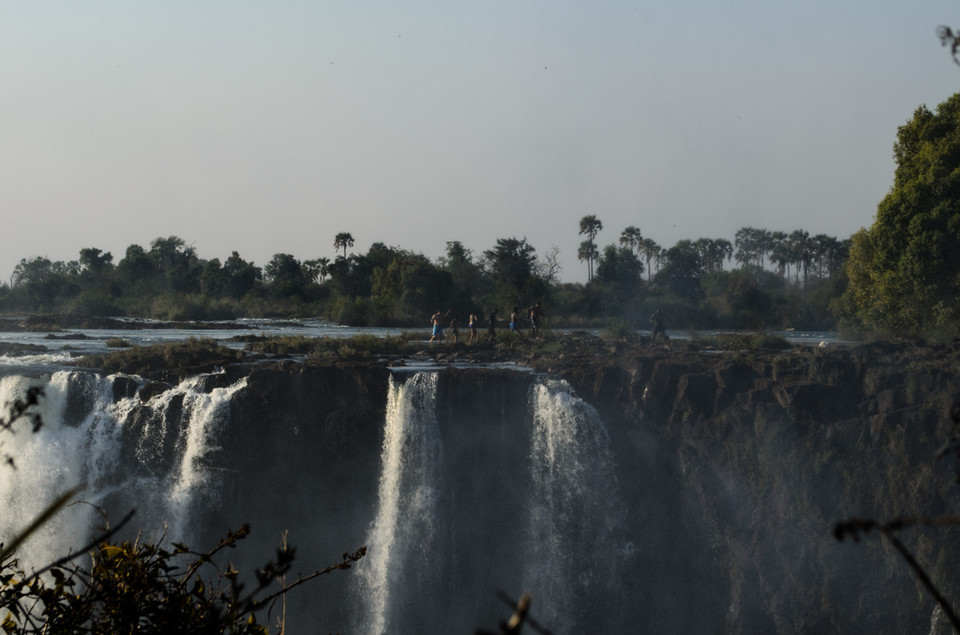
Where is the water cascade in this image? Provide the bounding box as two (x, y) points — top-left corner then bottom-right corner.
(1, 366), (634, 633)
(357, 372), (442, 635)
(0, 370), (248, 572)
(353, 370), (629, 634)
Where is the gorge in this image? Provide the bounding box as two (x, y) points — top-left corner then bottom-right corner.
(2, 338), (959, 633)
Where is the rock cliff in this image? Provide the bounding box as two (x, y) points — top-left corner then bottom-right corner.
(539, 340), (960, 633)
(80, 337), (960, 632)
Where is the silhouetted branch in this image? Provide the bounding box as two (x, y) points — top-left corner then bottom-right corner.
(834, 515), (960, 631)
(252, 545), (367, 612)
(938, 26), (960, 67)
(475, 590), (554, 635)
(28, 508), (136, 579)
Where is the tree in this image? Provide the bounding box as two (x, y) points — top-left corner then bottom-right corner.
(693, 238), (732, 273)
(78, 248), (114, 277)
(264, 253), (306, 298)
(577, 241), (599, 284)
(303, 257), (330, 284)
(223, 251), (261, 299)
(769, 231), (791, 279)
(654, 240), (705, 300)
(200, 258), (228, 297)
(619, 226), (643, 255)
(578, 215), (603, 283)
(117, 244), (157, 291)
(10, 257), (80, 309)
(439, 241), (487, 306)
(334, 233), (354, 259)
(596, 245), (643, 290)
(839, 93), (960, 337)
(482, 237), (540, 306)
(640, 238), (661, 284)
(787, 229), (812, 287)
(148, 236), (201, 294)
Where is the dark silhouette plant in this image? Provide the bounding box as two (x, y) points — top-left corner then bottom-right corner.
(834, 397), (960, 631)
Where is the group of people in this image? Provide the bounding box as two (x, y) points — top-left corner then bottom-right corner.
(429, 304), (668, 344)
(430, 302), (542, 344)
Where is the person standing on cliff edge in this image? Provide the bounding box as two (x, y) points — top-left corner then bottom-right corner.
(527, 301), (542, 338)
(430, 309), (451, 344)
(650, 308), (668, 342)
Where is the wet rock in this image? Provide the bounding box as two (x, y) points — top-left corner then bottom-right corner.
(139, 381), (173, 402)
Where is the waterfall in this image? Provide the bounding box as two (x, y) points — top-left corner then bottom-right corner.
(356, 371), (442, 635)
(525, 377), (629, 629)
(163, 374), (248, 539)
(3, 365), (633, 632)
(0, 370), (248, 572)
(354, 370), (628, 633)
(0, 371), (121, 570)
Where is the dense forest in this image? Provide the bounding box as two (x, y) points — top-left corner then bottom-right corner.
(0, 227), (850, 333)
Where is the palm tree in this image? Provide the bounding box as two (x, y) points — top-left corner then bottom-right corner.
(787, 229), (812, 286)
(734, 227), (757, 267)
(334, 232), (354, 259)
(578, 215), (603, 283)
(714, 238), (733, 271)
(756, 228), (773, 268)
(577, 240), (599, 284)
(769, 232), (790, 279)
(640, 238), (660, 284)
(619, 226), (643, 255)
(811, 234), (838, 279)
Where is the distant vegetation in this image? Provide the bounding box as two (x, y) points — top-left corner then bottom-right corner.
(6, 91), (960, 339)
(0, 230), (849, 334)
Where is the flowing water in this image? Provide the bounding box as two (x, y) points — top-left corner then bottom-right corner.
(0, 363), (634, 632)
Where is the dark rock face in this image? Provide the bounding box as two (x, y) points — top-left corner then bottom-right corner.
(92, 341), (960, 633)
(542, 341), (960, 634)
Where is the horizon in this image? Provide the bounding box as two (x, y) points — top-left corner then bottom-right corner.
(2, 2), (958, 285)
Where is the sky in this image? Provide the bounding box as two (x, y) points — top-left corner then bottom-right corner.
(2, 1), (959, 285)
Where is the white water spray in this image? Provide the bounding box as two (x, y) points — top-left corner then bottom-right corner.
(356, 371), (442, 635)
(0, 372), (123, 570)
(525, 377), (628, 627)
(0, 371), (248, 571)
(164, 374), (248, 539)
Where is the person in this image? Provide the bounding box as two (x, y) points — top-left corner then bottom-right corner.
(468, 311), (479, 344)
(527, 301), (542, 338)
(487, 309), (497, 342)
(449, 316), (459, 344)
(510, 306), (522, 335)
(650, 308), (668, 342)
(430, 309), (451, 343)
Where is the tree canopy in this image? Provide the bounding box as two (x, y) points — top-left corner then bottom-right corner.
(838, 92), (960, 337)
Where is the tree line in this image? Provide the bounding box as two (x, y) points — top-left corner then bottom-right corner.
(0, 223), (851, 331)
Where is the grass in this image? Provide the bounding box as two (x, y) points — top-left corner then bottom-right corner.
(75, 338), (243, 379)
(243, 334), (424, 358)
(696, 332), (793, 351)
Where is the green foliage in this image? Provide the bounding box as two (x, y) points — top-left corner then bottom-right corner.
(839, 93), (960, 338)
(75, 339), (243, 379)
(243, 334), (420, 358)
(0, 522), (365, 634)
(482, 237), (542, 308)
(602, 319), (637, 342)
(697, 332), (792, 351)
(1, 227), (849, 331)
(654, 240), (705, 300)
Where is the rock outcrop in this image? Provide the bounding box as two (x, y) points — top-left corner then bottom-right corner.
(541, 340), (960, 634)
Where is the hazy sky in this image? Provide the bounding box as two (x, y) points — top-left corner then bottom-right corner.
(2, 1), (958, 284)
